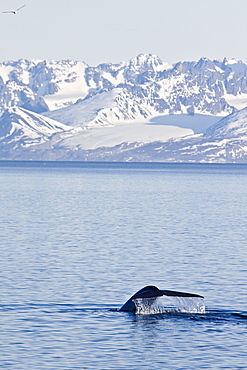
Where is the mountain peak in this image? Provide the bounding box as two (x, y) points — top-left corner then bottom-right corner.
(221, 57), (247, 75)
(127, 53), (170, 72)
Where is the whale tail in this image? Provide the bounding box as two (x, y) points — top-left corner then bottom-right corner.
(119, 285), (204, 312)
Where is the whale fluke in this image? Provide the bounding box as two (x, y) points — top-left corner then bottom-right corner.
(161, 289), (204, 298)
(119, 285), (204, 312)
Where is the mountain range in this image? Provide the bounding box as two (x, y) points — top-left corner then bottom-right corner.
(1, 54), (247, 162)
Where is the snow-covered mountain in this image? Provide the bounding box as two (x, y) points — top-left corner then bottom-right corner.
(91, 107), (247, 163)
(1, 54), (247, 125)
(0, 105), (195, 156)
(1, 105), (247, 162)
(2, 54), (247, 162)
(0, 107), (74, 151)
(204, 108), (247, 139)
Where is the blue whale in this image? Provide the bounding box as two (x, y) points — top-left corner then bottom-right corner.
(119, 285), (204, 312)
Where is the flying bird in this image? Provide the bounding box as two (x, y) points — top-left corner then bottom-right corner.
(2, 4), (26, 14)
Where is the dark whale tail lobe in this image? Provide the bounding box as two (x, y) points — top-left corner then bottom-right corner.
(119, 285), (204, 312)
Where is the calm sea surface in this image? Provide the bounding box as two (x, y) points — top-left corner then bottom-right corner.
(1, 161), (247, 369)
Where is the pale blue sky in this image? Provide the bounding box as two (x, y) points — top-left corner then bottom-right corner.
(1, 0), (246, 65)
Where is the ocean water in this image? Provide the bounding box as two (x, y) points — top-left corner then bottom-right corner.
(0, 161), (247, 370)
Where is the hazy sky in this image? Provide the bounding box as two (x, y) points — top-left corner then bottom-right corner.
(1, 0), (246, 65)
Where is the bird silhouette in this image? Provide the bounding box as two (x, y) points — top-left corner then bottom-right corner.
(2, 4), (26, 14)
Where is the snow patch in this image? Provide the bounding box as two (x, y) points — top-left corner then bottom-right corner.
(225, 93), (247, 110)
(0, 65), (14, 84)
(42, 62), (90, 110)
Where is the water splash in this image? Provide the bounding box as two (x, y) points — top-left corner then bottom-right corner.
(133, 296), (205, 315)
(171, 296), (205, 314)
(133, 298), (165, 315)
